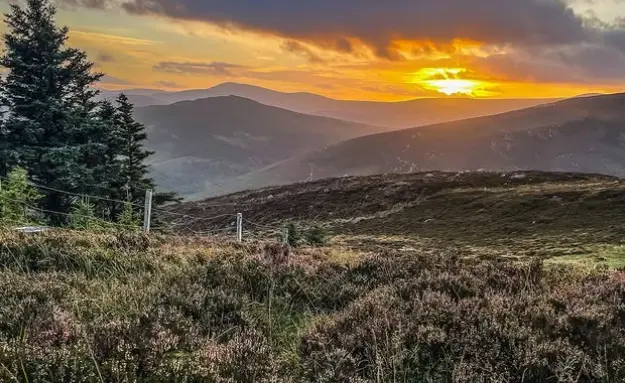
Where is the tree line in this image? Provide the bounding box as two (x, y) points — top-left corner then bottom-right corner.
(0, 0), (177, 226)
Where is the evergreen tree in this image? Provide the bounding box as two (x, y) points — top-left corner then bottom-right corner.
(96, 99), (125, 218)
(69, 197), (103, 231)
(117, 200), (141, 231)
(116, 93), (153, 201)
(0, 74), (7, 177)
(115, 93), (179, 210)
(69, 55), (108, 197)
(0, 0), (104, 223)
(0, 167), (42, 225)
(304, 225), (328, 247)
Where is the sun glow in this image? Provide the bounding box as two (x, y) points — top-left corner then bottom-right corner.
(411, 67), (490, 96)
(424, 79), (479, 95)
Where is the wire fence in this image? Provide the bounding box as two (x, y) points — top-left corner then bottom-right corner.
(0, 176), (285, 243)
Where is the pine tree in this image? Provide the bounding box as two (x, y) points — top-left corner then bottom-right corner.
(69, 197), (104, 231)
(96, 99), (125, 218)
(116, 93), (153, 201)
(68, 55), (107, 197)
(117, 200), (141, 231)
(0, 0), (104, 223)
(285, 222), (301, 247)
(0, 167), (42, 226)
(115, 93), (179, 210)
(0, 74), (8, 177)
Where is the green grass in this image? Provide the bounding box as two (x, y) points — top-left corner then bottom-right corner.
(546, 244), (625, 270)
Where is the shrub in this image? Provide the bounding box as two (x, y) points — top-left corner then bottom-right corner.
(1, 231), (625, 382)
(304, 226), (328, 247)
(299, 255), (625, 382)
(285, 222), (301, 247)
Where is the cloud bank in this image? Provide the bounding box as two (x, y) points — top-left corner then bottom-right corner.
(71, 0), (624, 55)
(59, 0), (625, 90)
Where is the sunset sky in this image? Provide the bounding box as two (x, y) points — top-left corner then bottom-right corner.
(2, 0), (625, 101)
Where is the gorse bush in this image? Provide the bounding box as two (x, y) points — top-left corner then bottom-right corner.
(1, 230), (625, 382)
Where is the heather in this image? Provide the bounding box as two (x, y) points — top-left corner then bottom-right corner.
(1, 230), (624, 382)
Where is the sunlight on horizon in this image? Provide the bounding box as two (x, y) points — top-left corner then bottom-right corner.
(410, 67), (491, 97)
(424, 79), (479, 96)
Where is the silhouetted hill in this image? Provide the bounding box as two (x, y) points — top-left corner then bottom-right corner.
(133, 96), (380, 196)
(100, 82), (557, 129)
(204, 93), (625, 197)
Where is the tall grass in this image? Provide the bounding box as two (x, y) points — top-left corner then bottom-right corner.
(1, 230), (624, 381)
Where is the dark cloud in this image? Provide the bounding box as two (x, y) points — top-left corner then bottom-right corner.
(63, 0), (625, 83)
(281, 40), (325, 64)
(152, 61), (246, 76)
(604, 28), (625, 51)
(468, 43), (625, 83)
(112, 0), (589, 58)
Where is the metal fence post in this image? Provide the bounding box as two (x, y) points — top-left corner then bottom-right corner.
(143, 189), (153, 232)
(236, 213), (243, 242)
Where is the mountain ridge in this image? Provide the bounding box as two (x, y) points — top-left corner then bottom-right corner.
(193, 92), (625, 198)
(99, 82), (559, 129)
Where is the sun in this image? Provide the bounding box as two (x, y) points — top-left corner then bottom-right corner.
(411, 67), (488, 97)
(424, 79), (479, 96)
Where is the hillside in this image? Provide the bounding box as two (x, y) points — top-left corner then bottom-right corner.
(101, 82), (556, 128)
(4, 171), (625, 381)
(133, 96), (380, 196)
(174, 171), (625, 258)
(209, 92), (625, 196)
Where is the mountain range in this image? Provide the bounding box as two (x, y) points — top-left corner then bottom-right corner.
(192, 92), (625, 198)
(101, 82), (556, 129)
(104, 81), (625, 199)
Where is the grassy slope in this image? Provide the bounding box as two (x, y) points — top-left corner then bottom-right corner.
(3, 172), (625, 381)
(175, 171), (625, 262)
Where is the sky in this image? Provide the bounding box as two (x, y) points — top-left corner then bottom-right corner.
(2, 0), (625, 101)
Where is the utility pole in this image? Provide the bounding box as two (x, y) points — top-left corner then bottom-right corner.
(236, 213), (243, 242)
(143, 189), (153, 232)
